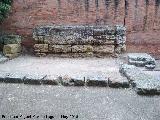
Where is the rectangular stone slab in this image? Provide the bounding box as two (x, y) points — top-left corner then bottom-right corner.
(41, 75), (59, 85)
(120, 64), (160, 95)
(86, 76), (108, 87)
(60, 75), (85, 86)
(108, 76), (129, 88)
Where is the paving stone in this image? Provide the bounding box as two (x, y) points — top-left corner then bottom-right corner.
(120, 64), (160, 95)
(23, 74), (46, 85)
(4, 73), (25, 83)
(86, 76), (108, 87)
(60, 75), (85, 86)
(41, 75), (59, 85)
(128, 53), (156, 69)
(108, 75), (129, 88)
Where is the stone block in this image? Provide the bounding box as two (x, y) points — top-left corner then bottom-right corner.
(128, 53), (156, 68)
(41, 75), (59, 85)
(71, 45), (93, 53)
(34, 44), (48, 53)
(0, 35), (22, 45)
(3, 44), (22, 55)
(49, 45), (71, 53)
(93, 45), (114, 54)
(120, 64), (160, 95)
(86, 76), (108, 87)
(23, 74), (46, 85)
(60, 75), (85, 86)
(115, 44), (126, 54)
(5, 73), (25, 83)
(108, 75), (129, 88)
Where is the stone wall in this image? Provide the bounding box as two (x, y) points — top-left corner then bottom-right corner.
(33, 25), (126, 57)
(0, 0), (160, 56)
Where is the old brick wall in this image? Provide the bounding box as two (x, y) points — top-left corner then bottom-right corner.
(0, 0), (160, 57)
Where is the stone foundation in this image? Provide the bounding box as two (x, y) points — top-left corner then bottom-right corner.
(33, 25), (126, 57)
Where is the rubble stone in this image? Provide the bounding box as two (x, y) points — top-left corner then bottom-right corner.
(128, 53), (156, 69)
(0, 35), (22, 45)
(34, 44), (48, 53)
(33, 25), (121, 45)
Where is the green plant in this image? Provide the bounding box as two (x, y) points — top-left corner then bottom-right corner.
(0, 0), (12, 22)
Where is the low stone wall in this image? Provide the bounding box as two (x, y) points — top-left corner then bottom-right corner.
(33, 25), (126, 57)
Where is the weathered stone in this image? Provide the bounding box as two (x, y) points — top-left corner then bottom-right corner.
(3, 44), (21, 55)
(145, 64), (156, 70)
(128, 53), (156, 68)
(41, 75), (59, 85)
(5, 73), (25, 83)
(115, 44), (126, 54)
(60, 75), (85, 86)
(34, 44), (48, 53)
(86, 76), (108, 87)
(23, 74), (46, 85)
(93, 45), (114, 54)
(120, 64), (160, 95)
(115, 25), (126, 36)
(0, 35), (22, 45)
(108, 75), (129, 88)
(72, 45), (93, 53)
(33, 25), (126, 45)
(49, 45), (71, 53)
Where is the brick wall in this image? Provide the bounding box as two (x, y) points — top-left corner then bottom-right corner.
(0, 0), (160, 57)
